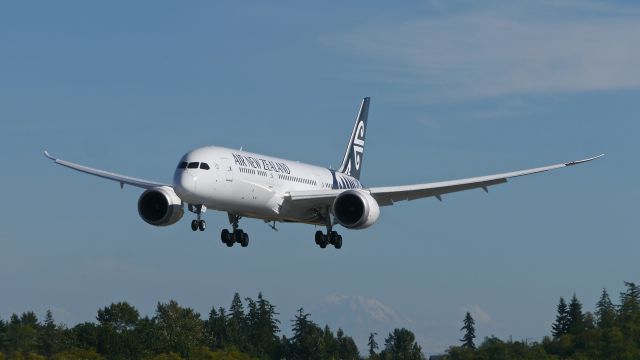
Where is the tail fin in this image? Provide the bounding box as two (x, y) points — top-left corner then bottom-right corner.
(338, 97), (370, 179)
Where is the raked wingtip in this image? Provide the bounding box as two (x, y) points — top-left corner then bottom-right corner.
(565, 153), (604, 166)
(43, 150), (55, 160)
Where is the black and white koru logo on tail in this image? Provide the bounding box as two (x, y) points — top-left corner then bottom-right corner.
(338, 97), (370, 180)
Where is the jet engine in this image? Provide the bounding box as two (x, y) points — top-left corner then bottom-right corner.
(332, 189), (380, 229)
(137, 186), (184, 226)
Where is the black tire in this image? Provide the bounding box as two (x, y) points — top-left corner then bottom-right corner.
(329, 231), (338, 245)
(191, 220), (198, 231)
(241, 233), (249, 247)
(221, 229), (230, 243)
(315, 231), (324, 245)
(334, 235), (343, 249)
(319, 241), (327, 249)
(234, 229), (244, 243)
(226, 240), (234, 247)
(198, 220), (206, 231)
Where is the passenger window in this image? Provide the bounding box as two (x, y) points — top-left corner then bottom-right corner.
(188, 162), (200, 169)
(178, 162), (188, 169)
(200, 163), (210, 170)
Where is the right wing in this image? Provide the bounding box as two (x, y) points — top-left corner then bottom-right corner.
(44, 150), (170, 189)
(369, 154), (604, 206)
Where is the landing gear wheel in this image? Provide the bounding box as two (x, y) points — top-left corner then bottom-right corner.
(221, 229), (231, 244)
(198, 220), (206, 231)
(333, 235), (343, 249)
(233, 229), (244, 243)
(191, 220), (198, 231)
(240, 233), (249, 247)
(315, 231), (324, 245)
(319, 238), (328, 249)
(329, 231), (339, 245)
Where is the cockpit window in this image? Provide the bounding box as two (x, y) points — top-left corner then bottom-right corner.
(187, 162), (200, 169)
(178, 162), (188, 169)
(200, 163), (210, 170)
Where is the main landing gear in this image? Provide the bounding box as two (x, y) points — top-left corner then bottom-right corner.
(313, 210), (343, 249)
(220, 213), (249, 248)
(189, 204), (206, 231)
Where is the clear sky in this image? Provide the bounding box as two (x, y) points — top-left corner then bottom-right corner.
(0, 0), (637, 354)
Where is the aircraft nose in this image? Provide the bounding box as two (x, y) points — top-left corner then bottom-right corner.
(174, 170), (198, 200)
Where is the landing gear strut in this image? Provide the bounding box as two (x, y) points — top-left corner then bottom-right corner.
(220, 213), (249, 247)
(189, 204), (206, 232)
(313, 210), (343, 249)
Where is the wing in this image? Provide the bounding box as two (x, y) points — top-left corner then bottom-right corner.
(286, 154), (603, 208)
(44, 150), (170, 189)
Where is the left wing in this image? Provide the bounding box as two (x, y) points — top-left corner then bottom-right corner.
(285, 154), (603, 208)
(44, 151), (170, 189)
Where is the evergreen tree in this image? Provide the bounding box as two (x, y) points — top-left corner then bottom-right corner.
(618, 281), (640, 343)
(567, 294), (585, 335)
(290, 308), (323, 360)
(227, 293), (247, 350)
(595, 288), (616, 329)
(336, 329), (360, 360)
(204, 306), (226, 350)
(551, 297), (570, 337)
(460, 311), (476, 349)
(255, 293), (280, 357)
(368, 332), (379, 359)
(39, 310), (59, 357)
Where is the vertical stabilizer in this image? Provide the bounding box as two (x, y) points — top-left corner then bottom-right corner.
(338, 97), (370, 179)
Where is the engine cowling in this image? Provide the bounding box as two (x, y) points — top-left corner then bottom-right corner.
(332, 189), (380, 229)
(137, 186), (184, 226)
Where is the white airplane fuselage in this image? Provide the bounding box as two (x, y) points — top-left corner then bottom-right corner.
(174, 146), (362, 225)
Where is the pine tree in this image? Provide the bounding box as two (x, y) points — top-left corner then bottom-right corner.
(552, 297), (570, 337)
(368, 332), (379, 358)
(460, 312), (476, 349)
(227, 293), (246, 350)
(595, 288), (616, 329)
(567, 293), (584, 335)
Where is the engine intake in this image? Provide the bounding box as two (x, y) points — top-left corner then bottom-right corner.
(137, 187), (184, 226)
(332, 189), (380, 229)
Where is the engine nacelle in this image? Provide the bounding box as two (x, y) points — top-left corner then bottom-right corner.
(332, 189), (380, 229)
(137, 186), (184, 226)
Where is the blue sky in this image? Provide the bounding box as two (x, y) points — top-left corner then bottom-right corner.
(0, 0), (638, 354)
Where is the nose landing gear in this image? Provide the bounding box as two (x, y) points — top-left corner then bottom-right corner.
(189, 204), (206, 232)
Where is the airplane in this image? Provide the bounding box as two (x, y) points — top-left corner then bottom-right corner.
(44, 97), (602, 249)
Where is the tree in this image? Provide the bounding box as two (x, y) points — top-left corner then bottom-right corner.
(551, 297), (569, 337)
(289, 308), (323, 360)
(379, 328), (425, 360)
(460, 311), (476, 349)
(39, 310), (61, 357)
(595, 288), (616, 329)
(368, 332), (379, 359)
(336, 329), (360, 360)
(96, 302), (140, 333)
(567, 294), (585, 335)
(96, 302), (141, 358)
(618, 281), (640, 346)
(154, 300), (204, 358)
(227, 293), (247, 350)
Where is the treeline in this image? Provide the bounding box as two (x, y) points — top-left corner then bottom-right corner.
(445, 281), (640, 359)
(0, 293), (425, 360)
